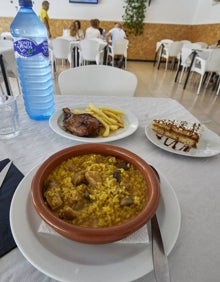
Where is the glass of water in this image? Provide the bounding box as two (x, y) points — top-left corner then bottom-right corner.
(0, 93), (20, 139)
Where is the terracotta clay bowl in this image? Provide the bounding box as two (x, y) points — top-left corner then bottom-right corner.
(31, 144), (160, 244)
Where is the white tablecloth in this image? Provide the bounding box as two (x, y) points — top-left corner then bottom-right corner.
(1, 95), (220, 282)
(196, 48), (212, 60)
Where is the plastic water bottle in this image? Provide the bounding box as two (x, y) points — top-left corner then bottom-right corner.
(10, 0), (55, 120)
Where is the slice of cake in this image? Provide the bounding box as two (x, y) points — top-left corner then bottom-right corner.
(151, 119), (203, 148)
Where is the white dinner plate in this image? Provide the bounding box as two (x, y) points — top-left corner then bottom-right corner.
(49, 105), (139, 143)
(10, 166), (181, 282)
(145, 124), (220, 157)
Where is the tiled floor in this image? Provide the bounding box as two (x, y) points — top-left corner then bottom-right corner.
(129, 61), (220, 136)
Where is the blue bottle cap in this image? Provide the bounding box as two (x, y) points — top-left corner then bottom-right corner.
(19, 0), (32, 6)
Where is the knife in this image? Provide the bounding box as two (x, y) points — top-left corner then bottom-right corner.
(151, 214), (171, 282)
(0, 161), (12, 189)
(150, 165), (171, 282)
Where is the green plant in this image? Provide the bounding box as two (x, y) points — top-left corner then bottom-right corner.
(122, 0), (147, 36)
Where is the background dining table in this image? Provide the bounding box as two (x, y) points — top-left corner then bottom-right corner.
(0, 95), (220, 282)
(56, 36), (108, 67)
(175, 47), (213, 89)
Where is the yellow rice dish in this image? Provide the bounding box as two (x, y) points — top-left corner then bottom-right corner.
(44, 154), (148, 228)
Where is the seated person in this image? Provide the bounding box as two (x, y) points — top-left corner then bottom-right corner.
(70, 20), (84, 40)
(216, 40), (220, 48)
(106, 23), (126, 46)
(106, 23), (127, 68)
(85, 19), (100, 39)
(95, 19), (105, 40)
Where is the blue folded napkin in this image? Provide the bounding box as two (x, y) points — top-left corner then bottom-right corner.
(0, 159), (24, 257)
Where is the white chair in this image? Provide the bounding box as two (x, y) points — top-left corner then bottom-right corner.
(180, 40), (191, 44)
(194, 42), (208, 49)
(190, 48), (220, 94)
(0, 32), (13, 41)
(0, 40), (21, 96)
(215, 73), (220, 95)
(51, 38), (71, 69)
(49, 48), (55, 79)
(79, 39), (102, 65)
(108, 39), (129, 68)
(58, 65), (137, 96)
(0, 39), (13, 49)
(158, 41), (184, 71)
(62, 29), (71, 37)
(156, 39), (174, 48)
(154, 39), (173, 67)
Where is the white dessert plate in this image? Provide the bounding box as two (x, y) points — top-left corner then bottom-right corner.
(145, 124), (220, 157)
(10, 166), (181, 282)
(49, 105), (139, 143)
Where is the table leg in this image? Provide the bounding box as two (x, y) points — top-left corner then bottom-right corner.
(103, 45), (108, 65)
(157, 44), (164, 70)
(174, 56), (182, 82)
(183, 51), (197, 90)
(71, 46), (80, 67)
(72, 47), (75, 67)
(153, 49), (159, 66)
(76, 47), (79, 67)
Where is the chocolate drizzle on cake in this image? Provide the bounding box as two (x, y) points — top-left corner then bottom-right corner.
(152, 119), (203, 149)
(156, 134), (191, 152)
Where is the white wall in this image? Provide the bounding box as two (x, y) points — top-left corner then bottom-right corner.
(146, 0), (220, 24)
(193, 0), (220, 24)
(32, 0), (125, 21)
(146, 0), (198, 24)
(1, 0), (220, 24)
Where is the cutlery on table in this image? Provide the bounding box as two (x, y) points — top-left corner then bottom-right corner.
(150, 165), (171, 282)
(0, 161), (12, 189)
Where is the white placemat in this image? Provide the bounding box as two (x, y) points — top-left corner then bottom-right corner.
(38, 221), (150, 244)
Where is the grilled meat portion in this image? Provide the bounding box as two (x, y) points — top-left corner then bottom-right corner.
(62, 107), (103, 137)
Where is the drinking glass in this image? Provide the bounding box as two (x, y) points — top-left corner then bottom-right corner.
(0, 94), (20, 139)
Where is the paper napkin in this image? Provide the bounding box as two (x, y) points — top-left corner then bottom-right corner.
(38, 220), (150, 244)
(0, 159), (24, 257)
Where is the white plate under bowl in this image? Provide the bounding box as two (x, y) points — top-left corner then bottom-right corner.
(49, 105), (139, 143)
(10, 166), (181, 282)
(145, 124), (220, 157)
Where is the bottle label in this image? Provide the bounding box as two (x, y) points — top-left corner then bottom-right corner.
(13, 39), (49, 58)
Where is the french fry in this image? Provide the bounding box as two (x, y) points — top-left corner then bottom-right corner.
(109, 125), (119, 131)
(99, 106), (124, 115)
(92, 113), (110, 137)
(72, 104), (125, 137)
(88, 104), (118, 125)
(93, 105), (123, 125)
(102, 110), (124, 127)
(72, 109), (91, 114)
